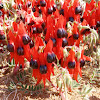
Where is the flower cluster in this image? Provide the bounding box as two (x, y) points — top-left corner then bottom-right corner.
(1, 0), (99, 87)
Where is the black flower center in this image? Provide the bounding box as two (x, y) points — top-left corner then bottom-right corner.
(19, 64), (22, 69)
(62, 28), (68, 38)
(47, 52), (56, 63)
(48, 7), (53, 14)
(80, 59), (85, 68)
(59, 9), (64, 16)
(69, 17), (74, 22)
(32, 27), (37, 34)
(68, 61), (75, 69)
(29, 40), (34, 48)
(80, 18), (84, 22)
(41, 22), (46, 29)
(17, 47), (24, 56)
(0, 3), (3, 9)
(57, 28), (63, 38)
(40, 0), (46, 7)
(32, 7), (36, 12)
(0, 33), (5, 40)
(37, 27), (42, 33)
(57, 28), (67, 38)
(73, 34), (79, 40)
(75, 6), (82, 15)
(39, 9), (42, 14)
(81, 28), (90, 35)
(7, 43), (14, 52)
(30, 59), (38, 69)
(62, 38), (68, 47)
(96, 21), (100, 28)
(40, 65), (47, 74)
(0, 10), (2, 17)
(28, 20), (35, 26)
(27, 1), (31, 7)
(22, 35), (31, 45)
(43, 28), (47, 35)
(53, 4), (57, 12)
(51, 38), (56, 47)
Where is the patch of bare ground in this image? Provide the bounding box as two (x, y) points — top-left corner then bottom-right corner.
(0, 61), (100, 100)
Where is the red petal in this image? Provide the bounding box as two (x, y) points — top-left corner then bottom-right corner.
(13, 22), (18, 32)
(18, 22), (27, 36)
(32, 47), (39, 59)
(35, 37), (40, 51)
(57, 15), (66, 28)
(39, 37), (44, 46)
(43, 76), (46, 88)
(69, 49), (75, 61)
(8, 30), (15, 42)
(39, 53), (46, 65)
(83, 56), (91, 61)
(44, 39), (53, 53)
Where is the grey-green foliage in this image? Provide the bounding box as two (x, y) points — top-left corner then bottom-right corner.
(14, 71), (43, 95)
(83, 0), (91, 3)
(78, 84), (92, 99)
(8, 81), (16, 91)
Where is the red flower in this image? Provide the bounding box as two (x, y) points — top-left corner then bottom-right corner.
(62, 49), (74, 77)
(62, 0), (81, 22)
(45, 15), (55, 41)
(52, 15), (66, 60)
(74, 49), (91, 81)
(63, 49), (91, 82)
(8, 22), (31, 67)
(82, 0), (97, 27)
(32, 39), (54, 87)
(53, 38), (63, 60)
(0, 30), (5, 40)
(35, 36), (44, 51)
(0, 30), (6, 45)
(67, 23), (80, 46)
(12, 22), (18, 32)
(26, 16), (44, 38)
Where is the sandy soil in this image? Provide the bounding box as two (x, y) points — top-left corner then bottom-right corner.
(0, 61), (100, 100)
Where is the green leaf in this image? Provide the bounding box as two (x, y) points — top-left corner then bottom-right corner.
(10, 81), (15, 86)
(28, 85), (31, 91)
(11, 58), (15, 65)
(17, 82), (22, 85)
(40, 85), (42, 89)
(24, 70), (26, 75)
(8, 86), (13, 90)
(21, 85), (24, 89)
(33, 86), (36, 91)
(20, 73), (23, 79)
(25, 91), (29, 94)
(20, 88), (25, 91)
(46, 88), (49, 91)
(86, 88), (92, 94)
(37, 86), (39, 90)
(73, 83), (80, 88)
(8, 59), (11, 65)
(25, 84), (27, 89)
(90, 81), (96, 83)
(16, 76), (19, 81)
(83, 0), (91, 3)
(31, 85), (34, 91)
(28, 68), (32, 73)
